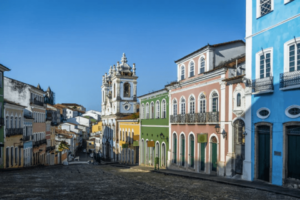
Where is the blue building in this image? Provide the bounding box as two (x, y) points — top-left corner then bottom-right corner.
(245, 0), (300, 187)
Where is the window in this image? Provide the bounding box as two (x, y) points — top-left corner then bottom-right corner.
(162, 100), (166, 118)
(156, 101), (160, 118)
(200, 57), (205, 74)
(260, 53), (271, 78)
(181, 66), (185, 80)
(180, 97), (186, 114)
(260, 0), (272, 17)
(124, 83), (130, 97)
(11, 147), (13, 166)
(190, 62), (194, 77)
(237, 93), (241, 107)
(173, 99), (177, 115)
(10, 117), (13, 128)
(6, 117), (9, 128)
(140, 104), (144, 119)
(150, 102), (154, 119)
(146, 103), (149, 119)
(189, 96), (195, 114)
(212, 92), (218, 112)
(289, 43), (300, 72)
(257, 107), (271, 119)
(19, 117), (21, 128)
(15, 147), (17, 165)
(199, 94), (206, 113)
(285, 105), (300, 118)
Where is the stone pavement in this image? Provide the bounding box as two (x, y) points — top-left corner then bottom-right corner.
(0, 163), (298, 199)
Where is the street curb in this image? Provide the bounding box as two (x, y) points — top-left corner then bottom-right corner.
(151, 170), (300, 199)
(0, 165), (47, 172)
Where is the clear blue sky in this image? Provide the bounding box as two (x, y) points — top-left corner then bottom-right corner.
(0, 0), (245, 111)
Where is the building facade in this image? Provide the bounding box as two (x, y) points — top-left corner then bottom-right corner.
(245, 0), (300, 187)
(0, 64), (10, 168)
(166, 41), (246, 177)
(101, 53), (138, 161)
(118, 119), (140, 165)
(139, 89), (169, 168)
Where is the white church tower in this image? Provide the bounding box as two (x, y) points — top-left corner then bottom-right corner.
(101, 53), (138, 161)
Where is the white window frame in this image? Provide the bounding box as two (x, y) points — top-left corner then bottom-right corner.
(140, 104), (144, 119)
(188, 95), (195, 114)
(198, 93), (206, 113)
(180, 65), (185, 81)
(161, 99), (166, 119)
(150, 102), (154, 119)
(156, 100), (160, 119)
(188, 61), (195, 77)
(209, 90), (219, 112)
(198, 56), (206, 74)
(256, 0), (274, 18)
(146, 103), (149, 119)
(173, 99), (177, 115)
(255, 47), (273, 79)
(284, 37), (300, 73)
(285, 105), (300, 119)
(180, 97), (186, 114)
(257, 107), (271, 119)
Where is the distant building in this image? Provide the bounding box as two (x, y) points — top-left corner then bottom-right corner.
(44, 87), (55, 105)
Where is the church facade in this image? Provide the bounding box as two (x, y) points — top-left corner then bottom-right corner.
(101, 53), (138, 161)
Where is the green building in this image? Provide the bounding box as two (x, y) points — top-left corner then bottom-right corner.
(0, 64), (11, 168)
(138, 88), (169, 169)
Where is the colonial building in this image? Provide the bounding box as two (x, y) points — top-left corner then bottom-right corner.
(166, 40), (246, 177)
(245, 0), (300, 187)
(138, 89), (169, 169)
(44, 87), (55, 105)
(101, 53), (138, 161)
(4, 77), (47, 166)
(0, 64), (10, 168)
(118, 115), (140, 165)
(4, 100), (25, 168)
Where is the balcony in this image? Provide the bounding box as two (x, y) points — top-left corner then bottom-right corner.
(280, 70), (300, 90)
(23, 135), (31, 142)
(252, 76), (274, 94)
(170, 112), (219, 124)
(46, 146), (55, 151)
(33, 139), (47, 147)
(41, 139), (47, 144)
(30, 98), (44, 107)
(6, 128), (23, 137)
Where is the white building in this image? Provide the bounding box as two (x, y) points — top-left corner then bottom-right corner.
(83, 110), (101, 121)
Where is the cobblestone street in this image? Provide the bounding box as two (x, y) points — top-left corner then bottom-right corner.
(0, 164), (298, 200)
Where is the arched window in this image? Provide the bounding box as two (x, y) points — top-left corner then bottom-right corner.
(6, 116), (9, 128)
(181, 66), (185, 80)
(181, 97), (186, 114)
(200, 57), (205, 74)
(140, 104), (144, 119)
(161, 100), (166, 118)
(156, 101), (160, 118)
(237, 93), (241, 107)
(150, 102), (154, 119)
(15, 118), (18, 128)
(124, 83), (130, 97)
(173, 99), (177, 115)
(10, 117), (13, 128)
(190, 62), (194, 77)
(189, 96), (195, 114)
(146, 103), (149, 119)
(212, 92), (218, 112)
(199, 94), (206, 113)
(113, 83), (116, 98)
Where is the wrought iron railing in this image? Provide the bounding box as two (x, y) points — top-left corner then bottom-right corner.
(23, 135), (31, 141)
(6, 128), (23, 137)
(280, 71), (300, 88)
(30, 99), (44, 107)
(170, 112), (219, 124)
(41, 139), (47, 144)
(46, 146), (55, 151)
(252, 76), (273, 93)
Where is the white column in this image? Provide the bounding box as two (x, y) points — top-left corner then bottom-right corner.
(219, 81), (226, 176)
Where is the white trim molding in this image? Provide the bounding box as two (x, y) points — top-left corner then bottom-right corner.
(257, 107), (271, 119)
(255, 47), (273, 79)
(285, 105), (300, 118)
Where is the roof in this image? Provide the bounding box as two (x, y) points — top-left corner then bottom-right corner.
(0, 64), (11, 72)
(4, 99), (26, 108)
(137, 88), (168, 98)
(5, 76), (45, 92)
(204, 54), (245, 74)
(119, 112), (139, 120)
(175, 40), (245, 63)
(62, 122), (79, 126)
(61, 103), (83, 107)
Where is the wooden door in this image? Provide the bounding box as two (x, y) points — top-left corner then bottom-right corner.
(287, 126), (300, 179)
(190, 136), (194, 167)
(258, 126), (270, 182)
(212, 142), (217, 172)
(200, 143), (206, 171)
(174, 137), (177, 163)
(234, 120), (245, 174)
(135, 147), (139, 164)
(181, 136), (185, 166)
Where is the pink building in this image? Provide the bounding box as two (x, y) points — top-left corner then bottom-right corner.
(166, 40), (247, 177)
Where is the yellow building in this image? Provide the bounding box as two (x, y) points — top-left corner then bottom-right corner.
(92, 121), (102, 133)
(118, 117), (140, 165)
(4, 100), (26, 169)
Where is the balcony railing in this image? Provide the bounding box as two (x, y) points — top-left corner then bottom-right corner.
(170, 112), (219, 124)
(252, 76), (273, 93)
(280, 70), (300, 89)
(6, 128), (23, 137)
(30, 98), (44, 107)
(46, 146), (55, 151)
(33, 139), (47, 147)
(23, 135), (31, 141)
